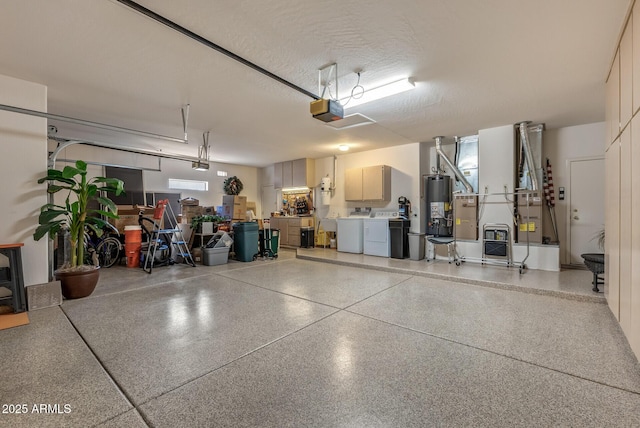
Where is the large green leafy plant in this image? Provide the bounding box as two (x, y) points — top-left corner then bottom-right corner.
(33, 160), (124, 269)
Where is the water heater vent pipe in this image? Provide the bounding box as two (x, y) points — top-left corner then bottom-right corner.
(434, 136), (474, 193)
(518, 121), (538, 191)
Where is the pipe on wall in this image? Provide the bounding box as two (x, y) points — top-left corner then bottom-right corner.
(434, 136), (474, 193)
(518, 121), (539, 191)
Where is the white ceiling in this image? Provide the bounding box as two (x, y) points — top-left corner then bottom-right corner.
(0, 0), (629, 167)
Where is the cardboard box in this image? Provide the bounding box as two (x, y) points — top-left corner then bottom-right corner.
(191, 247), (202, 263)
(181, 206), (204, 224)
(180, 198), (199, 206)
(109, 205), (158, 233)
(222, 195), (247, 220)
(247, 201), (257, 216)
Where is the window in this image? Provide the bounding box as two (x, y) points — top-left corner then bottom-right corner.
(217, 170), (228, 177)
(105, 166), (144, 205)
(168, 178), (208, 191)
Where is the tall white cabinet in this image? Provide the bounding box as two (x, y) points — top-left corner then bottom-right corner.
(605, 7), (640, 358)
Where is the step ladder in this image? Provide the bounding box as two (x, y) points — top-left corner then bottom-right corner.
(143, 199), (196, 273)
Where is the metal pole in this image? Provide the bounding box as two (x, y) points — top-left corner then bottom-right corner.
(0, 103), (188, 144)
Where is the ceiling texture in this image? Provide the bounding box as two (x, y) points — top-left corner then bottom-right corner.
(0, 0), (630, 167)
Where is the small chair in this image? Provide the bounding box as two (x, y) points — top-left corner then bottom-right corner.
(426, 236), (459, 264)
(0, 243), (27, 313)
(581, 253), (605, 292)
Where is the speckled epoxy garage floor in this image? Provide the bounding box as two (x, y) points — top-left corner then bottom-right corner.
(1, 249), (639, 427)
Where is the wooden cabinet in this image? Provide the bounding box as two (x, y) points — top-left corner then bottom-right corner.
(605, 139), (620, 319)
(270, 217), (289, 245)
(606, 50), (620, 146)
(292, 158), (315, 188)
(344, 167), (363, 201)
(362, 165), (390, 200)
(282, 161), (293, 188)
(273, 158), (315, 189)
(634, 6), (640, 115)
(274, 162), (283, 189)
(606, 2), (640, 360)
(620, 19), (633, 130)
(620, 128), (632, 335)
(345, 165), (391, 202)
(270, 216), (313, 247)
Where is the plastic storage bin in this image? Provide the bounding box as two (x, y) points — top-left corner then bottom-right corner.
(203, 246), (230, 266)
(233, 222), (259, 262)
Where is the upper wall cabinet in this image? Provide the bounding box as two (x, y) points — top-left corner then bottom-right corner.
(273, 158), (315, 189)
(345, 165), (391, 202)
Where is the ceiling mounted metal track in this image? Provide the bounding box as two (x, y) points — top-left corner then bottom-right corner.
(0, 103), (187, 144)
(48, 136), (201, 166)
(116, 0), (320, 101)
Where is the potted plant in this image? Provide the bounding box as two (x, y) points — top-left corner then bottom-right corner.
(190, 214), (226, 234)
(33, 160), (124, 299)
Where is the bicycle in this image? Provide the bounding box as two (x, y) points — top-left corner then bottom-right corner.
(85, 229), (123, 268)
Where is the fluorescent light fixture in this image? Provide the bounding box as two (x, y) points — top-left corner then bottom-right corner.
(325, 113), (376, 130)
(340, 78), (415, 109)
(282, 186), (310, 193)
(192, 161), (209, 171)
(338, 144), (350, 152)
(193, 131), (211, 171)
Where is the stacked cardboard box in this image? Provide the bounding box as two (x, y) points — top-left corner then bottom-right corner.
(109, 205), (149, 233)
(181, 205), (204, 225)
(222, 195), (247, 221)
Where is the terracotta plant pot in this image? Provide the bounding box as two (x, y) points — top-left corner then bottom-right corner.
(55, 266), (100, 299)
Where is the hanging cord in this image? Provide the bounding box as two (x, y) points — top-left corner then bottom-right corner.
(337, 72), (364, 106)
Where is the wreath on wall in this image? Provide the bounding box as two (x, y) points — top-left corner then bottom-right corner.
(223, 176), (243, 195)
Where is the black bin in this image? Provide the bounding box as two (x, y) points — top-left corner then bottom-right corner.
(389, 218), (411, 259)
(301, 227), (314, 248)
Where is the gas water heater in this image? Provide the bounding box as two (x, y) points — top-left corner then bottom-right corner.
(425, 175), (452, 237)
(320, 176), (332, 205)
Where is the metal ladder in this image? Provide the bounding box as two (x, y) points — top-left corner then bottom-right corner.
(143, 199), (196, 273)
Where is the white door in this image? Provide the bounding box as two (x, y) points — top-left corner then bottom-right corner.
(568, 157), (605, 264)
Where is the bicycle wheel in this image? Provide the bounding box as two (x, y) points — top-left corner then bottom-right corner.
(96, 237), (122, 268)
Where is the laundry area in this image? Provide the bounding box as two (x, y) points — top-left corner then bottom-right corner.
(1, 1), (640, 427)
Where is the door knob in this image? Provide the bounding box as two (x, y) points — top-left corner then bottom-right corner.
(573, 216), (579, 220)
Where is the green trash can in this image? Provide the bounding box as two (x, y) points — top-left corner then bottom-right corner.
(270, 229), (279, 255)
(233, 222), (259, 262)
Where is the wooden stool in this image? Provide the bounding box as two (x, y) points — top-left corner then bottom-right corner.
(0, 243), (26, 313)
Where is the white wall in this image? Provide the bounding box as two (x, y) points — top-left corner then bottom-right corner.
(52, 143), (261, 214)
(144, 158), (260, 212)
(543, 122), (606, 264)
(477, 124), (516, 228)
(0, 74), (49, 286)
(312, 143), (422, 232)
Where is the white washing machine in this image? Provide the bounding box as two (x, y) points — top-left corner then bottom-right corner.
(363, 212), (398, 257)
(337, 215), (368, 253)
